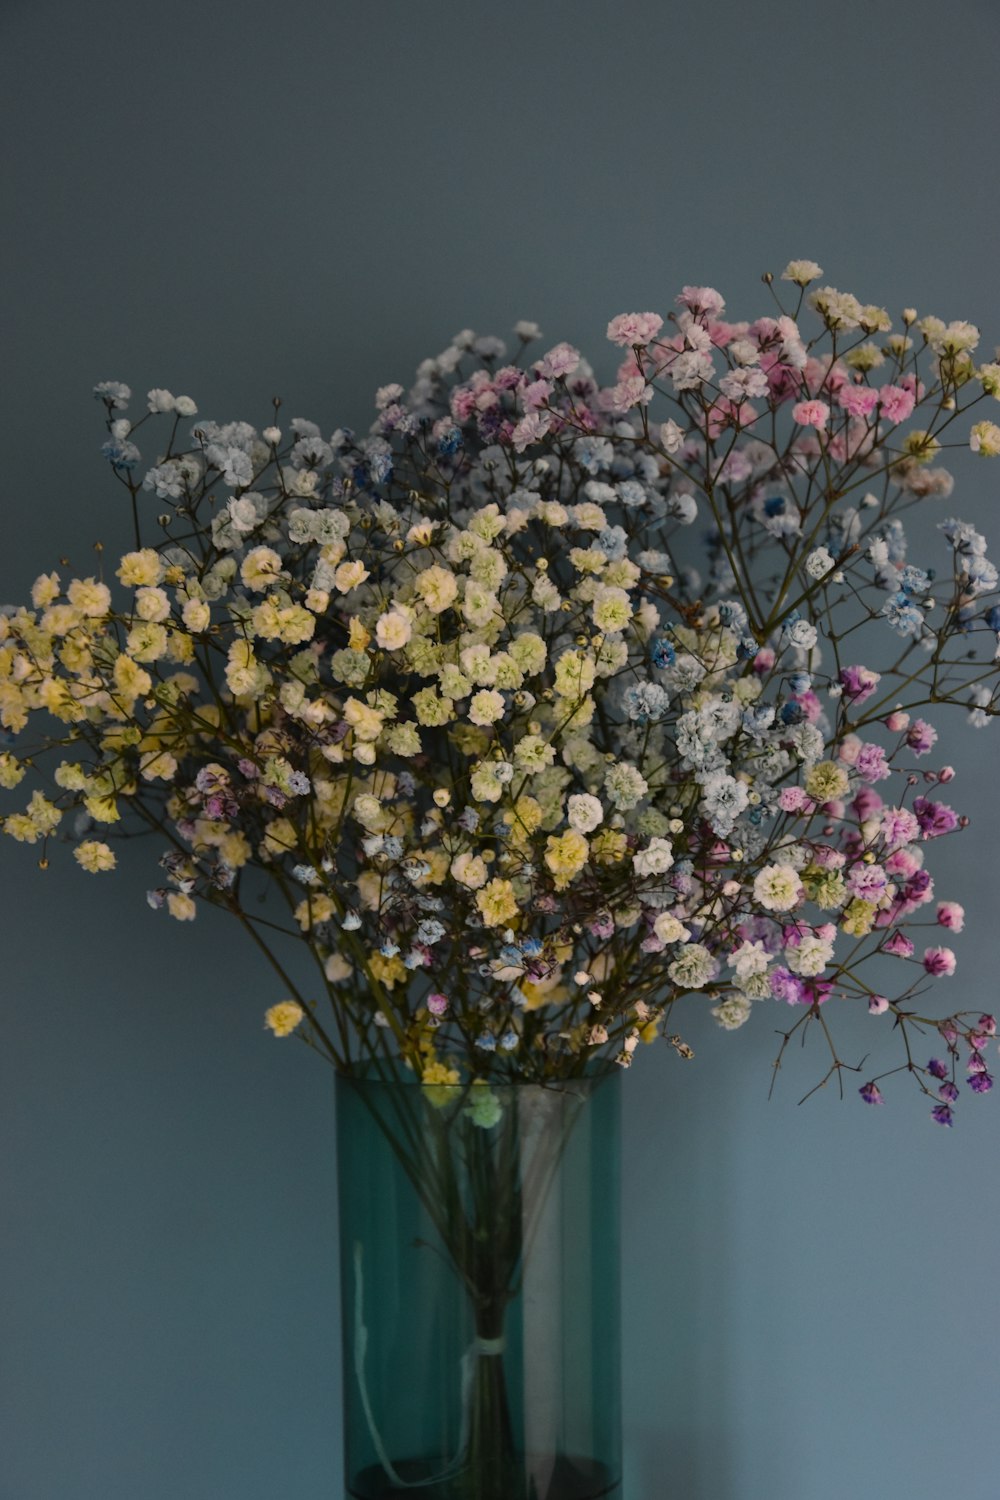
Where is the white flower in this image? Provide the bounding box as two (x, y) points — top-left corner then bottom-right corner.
(667, 942), (719, 989)
(658, 419), (686, 454)
(783, 618), (817, 651)
(653, 911), (690, 945)
(633, 837), (674, 878)
(729, 939), (770, 981)
(711, 995), (753, 1030)
(781, 259), (823, 286)
(753, 863), (802, 912)
(604, 762), (648, 811)
(567, 793), (604, 833)
(805, 546), (835, 579)
(147, 388), (175, 413)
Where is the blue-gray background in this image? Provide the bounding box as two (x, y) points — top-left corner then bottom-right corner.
(2, 2), (998, 1497)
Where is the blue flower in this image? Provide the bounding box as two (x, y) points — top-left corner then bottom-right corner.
(623, 682), (670, 723)
(650, 637), (676, 669)
(881, 593), (925, 637)
(598, 525), (628, 561)
(416, 919), (446, 945)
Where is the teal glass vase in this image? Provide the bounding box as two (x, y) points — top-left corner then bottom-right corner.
(335, 1069), (622, 1500)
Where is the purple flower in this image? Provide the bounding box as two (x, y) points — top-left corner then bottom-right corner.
(927, 1057), (949, 1080)
(839, 665), (881, 704)
(912, 796), (959, 837)
(931, 1104), (955, 1126)
(968, 1072), (994, 1094)
(770, 967), (807, 1005)
(859, 1081), (885, 1105)
(855, 743), (891, 784)
(906, 719), (938, 756)
(882, 930), (914, 958)
(938, 1081), (960, 1102)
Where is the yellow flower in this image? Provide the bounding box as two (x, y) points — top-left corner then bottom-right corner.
(294, 893), (336, 930)
(970, 420), (1000, 457)
(26, 790), (61, 836)
(347, 616), (371, 650)
(0, 752), (26, 789)
(333, 560), (369, 593)
(112, 654), (152, 710)
(544, 829), (589, 888)
(422, 1060), (461, 1087)
(476, 877), (519, 927)
(74, 840), (117, 872)
(369, 952), (408, 989)
(31, 572), (61, 608)
(265, 1000), (305, 1037)
(117, 549), (163, 588)
(591, 828), (628, 864)
(240, 547), (283, 591)
(840, 898), (877, 936)
(67, 578), (112, 617)
(805, 760), (850, 803)
(166, 892), (197, 921)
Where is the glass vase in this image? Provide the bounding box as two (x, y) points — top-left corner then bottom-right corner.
(335, 1068), (622, 1500)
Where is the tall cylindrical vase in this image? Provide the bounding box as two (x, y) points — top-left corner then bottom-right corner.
(335, 1070), (622, 1500)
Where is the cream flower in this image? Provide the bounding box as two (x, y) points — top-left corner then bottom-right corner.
(375, 608), (413, 650)
(265, 1000), (305, 1037)
(752, 864), (802, 913)
(476, 877), (519, 927)
(74, 840), (117, 872)
(414, 565), (457, 614)
(240, 547), (283, 592)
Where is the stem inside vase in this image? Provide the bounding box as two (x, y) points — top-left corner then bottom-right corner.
(337, 1072), (622, 1500)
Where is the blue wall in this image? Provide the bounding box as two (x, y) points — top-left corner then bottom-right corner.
(2, 3), (998, 1496)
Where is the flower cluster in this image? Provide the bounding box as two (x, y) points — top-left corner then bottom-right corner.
(4, 263), (1000, 1121)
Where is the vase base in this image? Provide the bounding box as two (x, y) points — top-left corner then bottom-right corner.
(349, 1454), (619, 1500)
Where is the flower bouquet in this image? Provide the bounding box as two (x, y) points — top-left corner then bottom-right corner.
(3, 260), (999, 1496)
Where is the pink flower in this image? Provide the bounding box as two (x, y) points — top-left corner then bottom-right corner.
(537, 342), (581, 379)
(792, 399), (831, 430)
(779, 786), (814, 812)
(599, 375), (651, 415)
(607, 312), (664, 348)
(427, 992), (449, 1016)
(838, 384), (880, 419)
(521, 378), (553, 410)
(885, 710), (910, 732)
(877, 384), (916, 424)
(868, 995), (890, 1015)
(511, 411), (552, 452)
(883, 930), (915, 958)
(923, 946), (957, 977)
(838, 733), (861, 766)
(936, 901), (965, 932)
(676, 285), (726, 318)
